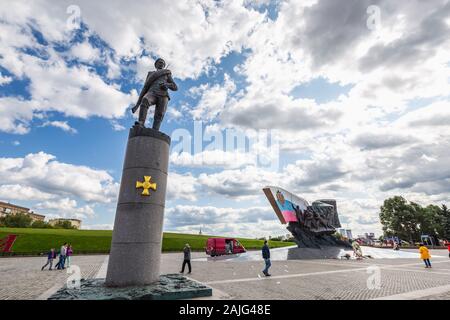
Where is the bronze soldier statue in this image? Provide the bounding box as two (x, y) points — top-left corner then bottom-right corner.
(132, 58), (178, 131)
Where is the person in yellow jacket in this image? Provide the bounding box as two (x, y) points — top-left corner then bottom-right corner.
(419, 243), (432, 268)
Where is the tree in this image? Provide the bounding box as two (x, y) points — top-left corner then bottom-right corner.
(54, 220), (75, 229)
(1, 213), (32, 228)
(380, 196), (449, 243)
(442, 204), (450, 240)
(31, 220), (53, 229)
(379, 196), (420, 242)
(421, 205), (445, 238)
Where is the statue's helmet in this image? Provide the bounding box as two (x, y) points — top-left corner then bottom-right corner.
(154, 58), (166, 68)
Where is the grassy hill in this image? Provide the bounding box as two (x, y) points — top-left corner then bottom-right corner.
(0, 227), (295, 256)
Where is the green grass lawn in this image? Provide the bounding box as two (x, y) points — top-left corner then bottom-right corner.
(0, 227), (295, 256)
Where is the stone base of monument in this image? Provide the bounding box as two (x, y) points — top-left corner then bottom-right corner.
(286, 246), (351, 260)
(48, 274), (212, 300)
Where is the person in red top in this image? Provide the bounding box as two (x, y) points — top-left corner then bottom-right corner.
(447, 243), (450, 259)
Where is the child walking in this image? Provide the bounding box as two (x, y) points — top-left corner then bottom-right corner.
(41, 248), (56, 270)
(419, 243), (432, 268)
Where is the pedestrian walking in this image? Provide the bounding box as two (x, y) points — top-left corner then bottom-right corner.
(180, 243), (192, 274)
(66, 244), (73, 267)
(419, 243), (432, 268)
(262, 240), (271, 276)
(393, 242), (400, 251)
(41, 248), (56, 270)
(55, 243), (67, 270)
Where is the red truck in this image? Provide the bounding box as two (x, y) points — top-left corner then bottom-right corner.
(205, 238), (246, 256)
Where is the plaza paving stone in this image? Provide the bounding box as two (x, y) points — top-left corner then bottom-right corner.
(1, 250), (449, 300)
(0, 255), (105, 300)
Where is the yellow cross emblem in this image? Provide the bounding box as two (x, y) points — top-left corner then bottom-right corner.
(136, 176), (157, 196)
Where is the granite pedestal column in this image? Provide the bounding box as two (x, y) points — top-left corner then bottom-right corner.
(105, 126), (170, 287)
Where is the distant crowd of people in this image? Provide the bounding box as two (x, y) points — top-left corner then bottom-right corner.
(41, 243), (73, 271)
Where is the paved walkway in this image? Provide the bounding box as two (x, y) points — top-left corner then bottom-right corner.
(1, 248), (449, 300)
(0, 255), (105, 300)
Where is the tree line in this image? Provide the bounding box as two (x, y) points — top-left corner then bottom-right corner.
(0, 213), (75, 229)
(379, 196), (450, 243)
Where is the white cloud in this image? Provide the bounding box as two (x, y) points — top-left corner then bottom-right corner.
(0, 0), (266, 80)
(190, 74), (236, 121)
(23, 53), (135, 119)
(0, 50), (136, 134)
(110, 120), (126, 131)
(164, 204), (284, 238)
(0, 7), (136, 134)
(197, 166), (278, 200)
(167, 172), (198, 202)
(36, 198), (96, 220)
(352, 132), (416, 151)
(42, 120), (78, 134)
(165, 204), (274, 227)
(221, 94), (342, 131)
(69, 41), (101, 63)
(396, 100), (450, 130)
(0, 97), (36, 134)
(209, 0), (450, 138)
(0, 72), (12, 85)
(0, 184), (55, 201)
(170, 150), (256, 169)
(82, 0), (265, 79)
(0, 152), (119, 203)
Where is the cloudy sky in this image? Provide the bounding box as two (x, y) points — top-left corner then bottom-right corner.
(0, 0), (449, 238)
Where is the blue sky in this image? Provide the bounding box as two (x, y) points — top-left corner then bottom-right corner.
(1, 0), (449, 238)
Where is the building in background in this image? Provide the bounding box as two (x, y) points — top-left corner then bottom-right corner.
(356, 232), (377, 245)
(1, 201), (82, 229)
(0, 201), (29, 217)
(48, 218), (82, 229)
(0, 201), (45, 222)
(26, 211), (45, 222)
(337, 228), (353, 240)
(345, 229), (353, 239)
